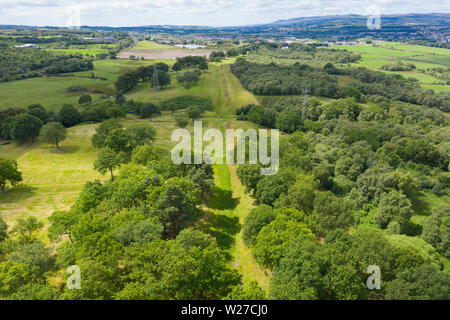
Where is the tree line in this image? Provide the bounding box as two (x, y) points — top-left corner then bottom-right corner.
(0, 48), (93, 82)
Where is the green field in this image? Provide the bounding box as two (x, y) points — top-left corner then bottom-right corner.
(133, 41), (176, 50)
(331, 41), (450, 91)
(0, 76), (110, 111)
(0, 124), (100, 241)
(0, 59), (171, 112)
(125, 59), (258, 116)
(44, 44), (118, 56)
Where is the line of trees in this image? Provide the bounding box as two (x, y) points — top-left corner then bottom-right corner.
(172, 56), (208, 71)
(114, 63), (170, 93)
(0, 48), (93, 82)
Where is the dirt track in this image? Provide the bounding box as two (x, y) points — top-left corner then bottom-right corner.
(118, 49), (213, 60)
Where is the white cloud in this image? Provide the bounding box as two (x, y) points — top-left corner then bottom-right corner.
(0, 0), (448, 26)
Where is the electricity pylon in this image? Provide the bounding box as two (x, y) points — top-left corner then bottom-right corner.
(153, 65), (160, 99)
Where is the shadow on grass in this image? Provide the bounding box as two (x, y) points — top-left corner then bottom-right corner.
(197, 210), (241, 257)
(406, 221), (423, 237)
(411, 193), (431, 216)
(0, 184), (37, 203)
(208, 186), (238, 210)
(49, 145), (81, 154)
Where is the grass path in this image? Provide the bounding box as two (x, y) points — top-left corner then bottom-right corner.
(202, 162), (271, 294)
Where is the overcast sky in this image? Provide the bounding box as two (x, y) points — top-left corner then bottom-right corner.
(0, 0), (449, 27)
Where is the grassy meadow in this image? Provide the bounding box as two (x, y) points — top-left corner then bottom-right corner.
(0, 59), (171, 112)
(331, 41), (450, 91)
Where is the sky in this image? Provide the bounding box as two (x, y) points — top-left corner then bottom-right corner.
(0, 0), (449, 27)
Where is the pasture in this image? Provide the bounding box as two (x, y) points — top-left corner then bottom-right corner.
(0, 59), (168, 112)
(330, 41), (450, 91)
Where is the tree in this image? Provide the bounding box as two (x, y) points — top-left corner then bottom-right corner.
(270, 236), (365, 300)
(174, 113), (189, 128)
(139, 103), (160, 119)
(58, 104), (82, 127)
(227, 281), (266, 300)
(176, 228), (214, 250)
(94, 148), (127, 181)
(0, 261), (36, 297)
(11, 217), (43, 244)
(131, 145), (157, 165)
(114, 219), (164, 246)
(172, 62), (182, 72)
(275, 110), (303, 133)
(386, 265), (450, 300)
(104, 128), (133, 153)
(247, 105), (265, 126)
(254, 171), (295, 206)
(0, 158), (22, 193)
(152, 70), (171, 89)
(274, 173), (318, 214)
(236, 164), (263, 193)
(78, 94), (92, 105)
(115, 94), (126, 106)
(9, 241), (55, 277)
(0, 215), (7, 242)
(106, 106), (124, 119)
(421, 205), (449, 257)
(91, 119), (123, 149)
(156, 178), (200, 237)
(253, 210), (314, 269)
(312, 191), (354, 236)
(39, 122), (67, 148)
(198, 60), (209, 70)
(243, 205), (275, 246)
(126, 123), (156, 146)
(27, 104), (48, 123)
(375, 190), (413, 232)
(186, 107), (203, 122)
(9, 114), (43, 142)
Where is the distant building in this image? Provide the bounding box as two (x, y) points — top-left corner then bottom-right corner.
(281, 43), (289, 50)
(14, 44), (38, 48)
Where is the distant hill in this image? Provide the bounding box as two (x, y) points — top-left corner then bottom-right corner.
(270, 13), (450, 26)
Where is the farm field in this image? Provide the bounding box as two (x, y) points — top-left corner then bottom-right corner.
(0, 59), (171, 112)
(0, 76), (111, 112)
(118, 40), (213, 59)
(118, 49), (213, 60)
(331, 41), (450, 91)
